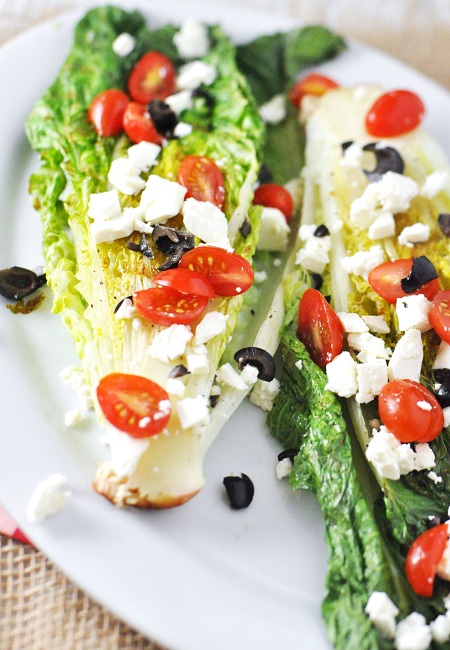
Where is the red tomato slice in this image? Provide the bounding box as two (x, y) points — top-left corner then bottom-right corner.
(153, 268), (216, 299)
(128, 51), (176, 104)
(378, 379), (444, 443)
(297, 288), (344, 367)
(429, 290), (450, 344)
(178, 156), (226, 208)
(252, 184), (294, 221)
(179, 246), (253, 297)
(365, 90), (425, 137)
(134, 286), (208, 325)
(406, 524), (448, 597)
(289, 73), (339, 109)
(87, 89), (129, 137)
(122, 102), (163, 145)
(368, 259), (440, 305)
(97, 373), (171, 438)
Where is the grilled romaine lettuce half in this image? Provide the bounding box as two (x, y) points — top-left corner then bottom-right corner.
(26, 6), (266, 508)
(268, 85), (450, 648)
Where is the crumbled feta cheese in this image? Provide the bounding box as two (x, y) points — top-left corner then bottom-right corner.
(257, 207), (290, 252)
(127, 141), (161, 172)
(365, 591), (399, 639)
(415, 443), (436, 471)
(193, 311), (229, 345)
(368, 213), (396, 240)
(185, 344), (209, 374)
(259, 94), (286, 124)
(295, 234), (331, 274)
(102, 427), (149, 478)
(341, 245), (385, 280)
(362, 315), (390, 334)
(115, 297), (136, 320)
(140, 175), (187, 224)
(108, 158), (145, 195)
(182, 197), (229, 246)
(295, 359), (303, 370)
(430, 613), (450, 643)
(112, 32), (136, 57)
(216, 363), (251, 391)
(173, 121), (193, 138)
(396, 294), (432, 332)
(176, 395), (210, 429)
(276, 457), (293, 480)
(337, 312), (369, 333)
(444, 407), (450, 428)
(356, 358), (388, 403)
(366, 426), (435, 480)
(398, 222), (430, 248)
(27, 474), (71, 523)
(173, 20), (209, 59)
(64, 408), (83, 428)
(165, 377), (186, 397)
(388, 328), (423, 382)
(428, 471), (443, 484)
(395, 612), (432, 650)
(433, 340), (450, 370)
(88, 190), (122, 221)
(340, 142), (363, 169)
(325, 351), (358, 398)
(164, 90), (194, 114)
(177, 60), (217, 90)
(250, 377), (280, 411)
(147, 324), (193, 362)
(59, 365), (93, 411)
(90, 210), (136, 244)
(420, 171), (449, 199)
(347, 331), (390, 360)
(298, 224), (317, 241)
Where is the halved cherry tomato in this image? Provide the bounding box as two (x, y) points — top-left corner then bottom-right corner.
(134, 286), (208, 326)
(289, 72), (339, 109)
(252, 184), (294, 222)
(153, 268), (216, 299)
(128, 51), (176, 104)
(429, 290), (450, 344)
(365, 90), (425, 137)
(179, 246), (253, 297)
(378, 379), (444, 443)
(368, 259), (440, 305)
(178, 156), (226, 208)
(97, 373), (171, 438)
(297, 288), (344, 367)
(406, 524), (448, 597)
(122, 102), (163, 144)
(87, 89), (129, 137)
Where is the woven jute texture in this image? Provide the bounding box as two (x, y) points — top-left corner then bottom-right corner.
(0, 535), (166, 650)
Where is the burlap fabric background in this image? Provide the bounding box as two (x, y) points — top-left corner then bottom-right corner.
(1, 1), (449, 649)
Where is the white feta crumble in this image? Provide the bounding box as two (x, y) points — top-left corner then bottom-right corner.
(193, 311), (229, 345)
(415, 443), (436, 471)
(165, 377), (186, 397)
(295, 359), (303, 370)
(388, 328), (423, 382)
(147, 324), (193, 362)
(215, 363), (252, 391)
(250, 377), (280, 411)
(362, 315), (390, 334)
(112, 32), (136, 57)
(173, 20), (209, 59)
(276, 457), (293, 480)
(420, 170), (449, 199)
(365, 426), (435, 480)
(177, 60), (217, 90)
(355, 358), (388, 403)
(433, 340), (450, 370)
(257, 207), (290, 252)
(127, 141), (161, 172)
(395, 612), (432, 650)
(185, 344), (209, 374)
(340, 142), (363, 168)
(396, 294), (432, 332)
(140, 175), (187, 224)
(398, 222), (430, 248)
(337, 312), (369, 333)
(115, 297), (136, 320)
(164, 90), (194, 114)
(430, 613), (450, 643)
(428, 471), (443, 484)
(295, 234), (331, 274)
(102, 427), (149, 478)
(444, 407), (450, 428)
(347, 331), (391, 360)
(259, 94), (286, 124)
(341, 245), (385, 280)
(365, 591), (399, 639)
(64, 408), (83, 428)
(173, 121), (193, 138)
(368, 212), (396, 240)
(59, 365), (93, 411)
(88, 189), (121, 221)
(181, 197), (229, 246)
(27, 474), (71, 523)
(417, 400), (432, 411)
(325, 351), (358, 398)
(90, 210), (137, 244)
(176, 395), (210, 429)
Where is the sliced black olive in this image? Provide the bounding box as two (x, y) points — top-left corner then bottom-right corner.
(152, 226), (195, 270)
(192, 86), (215, 109)
(114, 295), (133, 314)
(234, 347), (276, 382)
(127, 234), (154, 258)
(433, 368), (450, 408)
(438, 213), (450, 237)
(126, 240), (141, 252)
(341, 140), (354, 152)
(168, 364), (190, 379)
(310, 272), (323, 291)
(239, 217), (252, 238)
(313, 224), (329, 238)
(148, 100), (178, 138)
(223, 473), (254, 509)
(362, 142), (405, 182)
(400, 256), (438, 294)
(426, 514), (447, 529)
(277, 448), (299, 462)
(0, 266), (46, 301)
(257, 163), (273, 184)
(209, 394), (220, 408)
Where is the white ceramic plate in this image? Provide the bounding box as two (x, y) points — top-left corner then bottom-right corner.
(1, 2), (450, 649)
